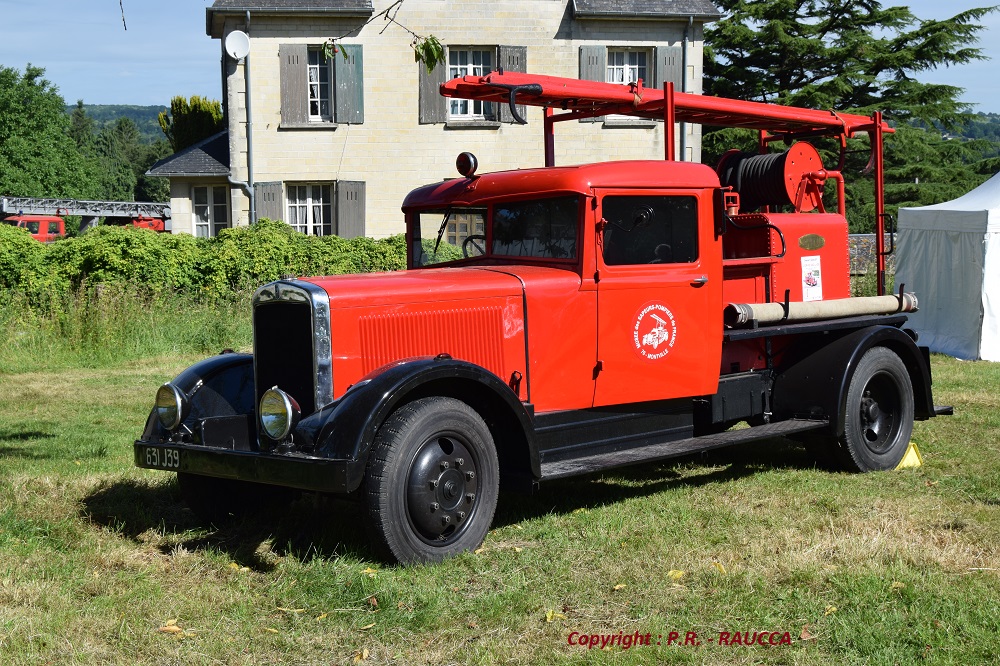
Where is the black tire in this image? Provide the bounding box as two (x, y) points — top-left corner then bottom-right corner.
(177, 472), (295, 526)
(833, 346), (915, 472)
(364, 397), (499, 564)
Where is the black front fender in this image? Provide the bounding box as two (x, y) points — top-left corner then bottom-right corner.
(141, 352), (256, 443)
(294, 356), (537, 492)
(771, 326), (934, 436)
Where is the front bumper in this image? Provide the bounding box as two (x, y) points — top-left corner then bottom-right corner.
(134, 439), (353, 493)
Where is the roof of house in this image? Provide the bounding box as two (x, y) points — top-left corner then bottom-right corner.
(573, 0), (721, 19)
(207, 0), (374, 36)
(146, 131), (230, 178)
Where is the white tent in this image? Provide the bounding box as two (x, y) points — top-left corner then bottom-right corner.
(896, 172), (1000, 361)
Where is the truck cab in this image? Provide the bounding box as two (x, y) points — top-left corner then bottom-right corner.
(403, 158), (723, 412)
(2, 214), (65, 242)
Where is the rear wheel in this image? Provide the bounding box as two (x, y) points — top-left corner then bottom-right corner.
(834, 346), (914, 472)
(364, 397), (499, 564)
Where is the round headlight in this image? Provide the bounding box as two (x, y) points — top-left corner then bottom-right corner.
(155, 383), (186, 430)
(260, 387), (301, 441)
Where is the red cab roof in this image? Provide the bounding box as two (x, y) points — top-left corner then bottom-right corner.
(402, 160), (721, 209)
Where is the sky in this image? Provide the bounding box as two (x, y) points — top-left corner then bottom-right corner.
(0, 0), (998, 111)
(0, 0), (221, 107)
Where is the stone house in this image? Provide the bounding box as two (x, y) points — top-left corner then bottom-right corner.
(149, 0), (720, 238)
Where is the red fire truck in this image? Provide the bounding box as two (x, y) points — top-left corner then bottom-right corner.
(1, 214), (66, 242)
(135, 72), (948, 564)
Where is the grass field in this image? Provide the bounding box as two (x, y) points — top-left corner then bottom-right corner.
(1, 343), (998, 664)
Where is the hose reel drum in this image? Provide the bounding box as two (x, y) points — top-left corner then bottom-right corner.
(716, 142), (826, 213)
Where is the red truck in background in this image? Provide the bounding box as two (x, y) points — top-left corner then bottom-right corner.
(103, 215), (167, 232)
(134, 72), (949, 564)
(2, 214), (66, 242)
(2, 213), (166, 239)
(0, 197), (170, 234)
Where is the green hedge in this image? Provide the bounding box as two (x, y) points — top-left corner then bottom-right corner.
(0, 219), (407, 300)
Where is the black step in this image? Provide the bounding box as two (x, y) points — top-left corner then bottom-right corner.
(539, 418), (829, 480)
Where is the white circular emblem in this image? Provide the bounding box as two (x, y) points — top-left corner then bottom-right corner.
(633, 303), (677, 360)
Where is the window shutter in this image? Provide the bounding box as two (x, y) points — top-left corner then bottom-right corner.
(498, 45), (527, 123)
(654, 46), (683, 90)
(578, 45), (605, 123)
(255, 181), (283, 222)
(334, 44), (364, 124)
(279, 44), (308, 125)
(336, 180), (365, 238)
(418, 61), (447, 124)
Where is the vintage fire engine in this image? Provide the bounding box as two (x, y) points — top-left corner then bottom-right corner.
(136, 71), (948, 563)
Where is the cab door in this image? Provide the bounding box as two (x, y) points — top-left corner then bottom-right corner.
(594, 189), (722, 406)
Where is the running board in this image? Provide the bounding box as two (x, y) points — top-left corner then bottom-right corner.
(539, 418), (829, 480)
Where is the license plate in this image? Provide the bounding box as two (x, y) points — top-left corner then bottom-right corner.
(142, 446), (180, 470)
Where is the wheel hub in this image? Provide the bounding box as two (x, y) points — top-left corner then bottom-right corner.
(406, 435), (479, 542)
(862, 397), (880, 423)
(859, 379), (899, 453)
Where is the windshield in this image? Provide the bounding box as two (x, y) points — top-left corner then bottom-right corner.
(5, 220), (42, 233)
(412, 195), (581, 267)
(413, 208), (487, 266)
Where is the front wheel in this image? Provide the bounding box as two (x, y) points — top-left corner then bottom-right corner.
(835, 346), (915, 472)
(364, 397), (499, 564)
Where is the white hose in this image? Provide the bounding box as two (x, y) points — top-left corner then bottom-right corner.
(725, 293), (919, 328)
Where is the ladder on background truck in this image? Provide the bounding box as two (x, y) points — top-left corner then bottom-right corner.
(0, 196), (171, 232)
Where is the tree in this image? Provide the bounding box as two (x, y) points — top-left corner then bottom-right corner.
(703, 1), (998, 231)
(849, 125), (996, 230)
(157, 95), (223, 153)
(94, 117), (140, 201)
(69, 100), (95, 151)
(0, 64), (98, 198)
(135, 139), (172, 203)
(705, 1), (995, 128)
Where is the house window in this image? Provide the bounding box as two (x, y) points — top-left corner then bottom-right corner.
(287, 184), (333, 236)
(308, 48), (331, 121)
(579, 45), (674, 125)
(447, 212), (486, 247)
(193, 185), (228, 238)
(606, 50), (648, 85)
(279, 43), (364, 126)
(420, 46), (526, 125)
(448, 49), (493, 119)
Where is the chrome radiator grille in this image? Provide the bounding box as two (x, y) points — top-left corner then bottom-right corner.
(253, 281), (333, 416)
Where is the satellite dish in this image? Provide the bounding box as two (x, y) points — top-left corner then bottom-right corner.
(225, 30), (250, 60)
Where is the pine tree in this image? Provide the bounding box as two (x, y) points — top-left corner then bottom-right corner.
(95, 118), (140, 201)
(69, 100), (95, 151)
(705, 1), (995, 128)
(703, 1), (998, 231)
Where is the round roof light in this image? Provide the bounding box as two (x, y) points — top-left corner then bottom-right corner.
(456, 152), (478, 178)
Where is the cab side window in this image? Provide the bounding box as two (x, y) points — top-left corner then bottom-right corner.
(601, 195), (698, 266)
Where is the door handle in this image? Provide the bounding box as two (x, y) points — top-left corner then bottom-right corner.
(691, 276), (708, 287)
